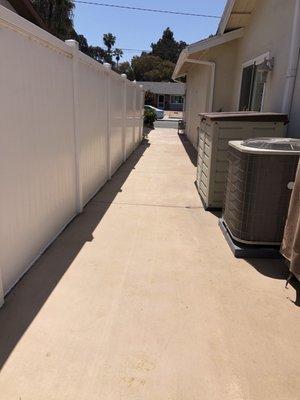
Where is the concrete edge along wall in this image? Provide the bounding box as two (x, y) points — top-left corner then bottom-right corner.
(0, 5), (145, 307)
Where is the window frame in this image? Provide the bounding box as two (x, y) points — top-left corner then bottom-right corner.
(238, 52), (270, 112)
(157, 93), (165, 108)
(170, 95), (183, 104)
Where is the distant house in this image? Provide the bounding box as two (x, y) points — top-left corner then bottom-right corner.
(137, 81), (185, 111)
(173, 0), (300, 147)
(0, 0), (46, 28)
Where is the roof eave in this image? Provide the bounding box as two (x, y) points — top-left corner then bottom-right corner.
(217, 0), (236, 34)
(172, 28), (244, 79)
(172, 48), (188, 80)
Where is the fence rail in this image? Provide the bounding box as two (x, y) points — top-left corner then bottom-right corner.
(0, 6), (144, 306)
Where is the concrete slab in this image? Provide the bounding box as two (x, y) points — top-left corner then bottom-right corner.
(0, 129), (300, 400)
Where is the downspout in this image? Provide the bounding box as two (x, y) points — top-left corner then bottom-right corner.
(281, 0), (300, 116)
(185, 59), (216, 112)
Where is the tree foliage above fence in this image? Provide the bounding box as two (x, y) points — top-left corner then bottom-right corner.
(32, 0), (123, 67)
(119, 28), (187, 82)
(32, 0), (75, 40)
(31, 2), (186, 82)
(131, 55), (175, 82)
(150, 27), (187, 64)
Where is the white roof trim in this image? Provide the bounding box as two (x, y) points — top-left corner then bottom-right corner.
(187, 27), (243, 54)
(172, 28), (244, 79)
(217, 0), (236, 34)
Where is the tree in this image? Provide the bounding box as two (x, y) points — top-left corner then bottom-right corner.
(96, 33), (123, 67)
(75, 34), (89, 53)
(103, 33), (116, 51)
(32, 2), (123, 67)
(150, 27), (187, 63)
(32, 0), (75, 40)
(88, 46), (106, 63)
(131, 55), (175, 82)
(102, 33), (116, 63)
(117, 61), (135, 80)
(113, 48), (124, 68)
(144, 91), (156, 106)
(122, 28), (187, 81)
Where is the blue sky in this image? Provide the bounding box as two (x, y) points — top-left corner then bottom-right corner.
(73, 0), (227, 62)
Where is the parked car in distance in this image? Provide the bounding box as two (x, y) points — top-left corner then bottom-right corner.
(145, 105), (164, 119)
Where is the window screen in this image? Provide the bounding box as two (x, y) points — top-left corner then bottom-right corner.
(239, 64), (255, 111)
(239, 61), (266, 112)
(250, 69), (266, 111)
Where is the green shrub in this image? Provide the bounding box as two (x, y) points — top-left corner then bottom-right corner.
(144, 107), (157, 127)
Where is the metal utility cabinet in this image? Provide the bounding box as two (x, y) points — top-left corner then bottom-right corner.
(196, 112), (288, 209)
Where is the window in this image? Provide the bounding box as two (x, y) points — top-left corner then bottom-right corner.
(157, 94), (165, 109)
(239, 54), (269, 112)
(170, 95), (183, 104)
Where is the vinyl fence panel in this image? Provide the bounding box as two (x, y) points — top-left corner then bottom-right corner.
(0, 11), (77, 297)
(110, 74), (124, 175)
(136, 88), (145, 144)
(0, 6), (144, 306)
(125, 84), (136, 158)
(78, 55), (109, 205)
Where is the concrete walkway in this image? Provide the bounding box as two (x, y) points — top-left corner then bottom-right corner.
(0, 129), (300, 399)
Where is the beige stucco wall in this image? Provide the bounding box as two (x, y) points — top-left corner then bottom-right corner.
(231, 0), (295, 113)
(184, 40), (239, 148)
(206, 40), (240, 112)
(289, 60), (300, 138)
(183, 0), (300, 140)
(184, 64), (211, 147)
(0, 0), (16, 12)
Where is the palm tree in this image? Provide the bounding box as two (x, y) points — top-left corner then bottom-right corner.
(113, 48), (123, 69)
(103, 33), (116, 51)
(102, 33), (116, 63)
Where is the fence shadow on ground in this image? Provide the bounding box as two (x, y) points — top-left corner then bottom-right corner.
(0, 139), (150, 369)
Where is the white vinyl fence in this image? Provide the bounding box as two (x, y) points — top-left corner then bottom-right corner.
(0, 6), (144, 306)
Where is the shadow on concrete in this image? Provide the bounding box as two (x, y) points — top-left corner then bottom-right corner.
(143, 126), (154, 138)
(207, 209), (222, 219)
(245, 258), (300, 307)
(178, 134), (197, 167)
(177, 132), (300, 306)
(246, 258), (289, 280)
(0, 139), (150, 369)
(286, 278), (300, 307)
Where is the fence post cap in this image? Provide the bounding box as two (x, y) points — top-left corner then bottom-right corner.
(65, 39), (79, 49)
(133, 80), (137, 84)
(103, 63), (112, 70)
(121, 73), (127, 79)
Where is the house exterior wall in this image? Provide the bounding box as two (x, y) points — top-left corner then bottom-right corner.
(185, 64), (211, 147)
(289, 58), (300, 138)
(145, 93), (184, 111)
(183, 0), (300, 141)
(184, 40), (239, 147)
(137, 81), (185, 96)
(231, 0), (295, 113)
(206, 40), (240, 112)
